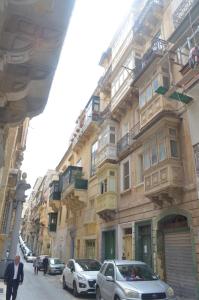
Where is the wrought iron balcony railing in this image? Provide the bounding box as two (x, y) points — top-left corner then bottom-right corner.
(173, 0), (195, 29)
(117, 122), (140, 156)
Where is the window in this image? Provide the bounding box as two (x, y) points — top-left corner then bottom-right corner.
(122, 160), (130, 191)
(169, 128), (179, 158)
(143, 143), (151, 170)
(146, 85), (152, 102)
(105, 263), (115, 277)
(100, 179), (108, 194)
(110, 126), (116, 144)
(170, 140), (178, 157)
(91, 141), (98, 176)
(143, 132), (166, 170)
(137, 154), (144, 184)
(152, 77), (159, 92)
(151, 137), (158, 165)
(139, 75), (160, 109)
(139, 92), (146, 108)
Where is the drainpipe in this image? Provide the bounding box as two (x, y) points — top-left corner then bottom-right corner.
(8, 173), (30, 259)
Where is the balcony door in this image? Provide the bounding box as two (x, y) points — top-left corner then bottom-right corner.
(103, 230), (115, 260)
(135, 221), (152, 268)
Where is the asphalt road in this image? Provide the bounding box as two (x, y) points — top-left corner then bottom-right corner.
(17, 260), (94, 300)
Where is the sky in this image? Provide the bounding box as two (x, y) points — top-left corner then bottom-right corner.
(22, 0), (133, 190)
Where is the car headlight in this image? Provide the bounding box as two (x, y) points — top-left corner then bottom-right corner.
(77, 274), (86, 282)
(166, 287), (175, 298)
(123, 288), (139, 298)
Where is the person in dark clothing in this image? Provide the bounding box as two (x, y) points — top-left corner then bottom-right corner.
(43, 256), (49, 275)
(4, 255), (24, 300)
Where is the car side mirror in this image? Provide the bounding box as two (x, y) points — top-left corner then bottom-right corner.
(70, 267), (75, 273)
(106, 275), (114, 282)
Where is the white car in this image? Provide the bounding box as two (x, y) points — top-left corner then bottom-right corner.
(62, 258), (101, 296)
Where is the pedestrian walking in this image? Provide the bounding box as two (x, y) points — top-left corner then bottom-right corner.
(4, 255), (24, 300)
(43, 256), (49, 275)
(33, 257), (39, 275)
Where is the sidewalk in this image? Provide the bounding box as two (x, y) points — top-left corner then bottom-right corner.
(0, 281), (6, 300)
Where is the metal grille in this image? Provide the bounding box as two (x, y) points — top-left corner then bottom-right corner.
(141, 293), (166, 300)
(88, 280), (96, 288)
(165, 232), (197, 299)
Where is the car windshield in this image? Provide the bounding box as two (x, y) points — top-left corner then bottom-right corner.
(50, 258), (62, 265)
(76, 260), (101, 271)
(116, 264), (158, 281)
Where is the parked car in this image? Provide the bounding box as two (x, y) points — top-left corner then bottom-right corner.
(26, 253), (36, 263)
(62, 258), (101, 296)
(96, 260), (176, 300)
(37, 255), (49, 271)
(23, 248), (32, 259)
(47, 258), (65, 275)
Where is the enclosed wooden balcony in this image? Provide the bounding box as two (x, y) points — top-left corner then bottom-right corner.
(133, 0), (164, 45)
(61, 166), (88, 210)
(71, 96), (100, 151)
(49, 180), (61, 211)
(168, 23), (199, 101)
(96, 144), (117, 167)
(144, 159), (183, 206)
(96, 192), (117, 221)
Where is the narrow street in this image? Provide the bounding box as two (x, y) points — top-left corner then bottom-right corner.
(17, 260), (93, 300)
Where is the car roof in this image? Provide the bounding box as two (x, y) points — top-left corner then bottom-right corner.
(104, 260), (146, 266)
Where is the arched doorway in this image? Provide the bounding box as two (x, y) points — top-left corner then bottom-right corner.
(157, 214), (197, 300)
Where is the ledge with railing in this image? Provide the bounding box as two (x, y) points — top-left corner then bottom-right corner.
(173, 0), (196, 29)
(117, 122), (140, 156)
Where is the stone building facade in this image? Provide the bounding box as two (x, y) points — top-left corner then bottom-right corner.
(23, 1), (199, 299)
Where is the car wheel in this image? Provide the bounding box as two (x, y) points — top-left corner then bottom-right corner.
(73, 281), (79, 297)
(62, 276), (67, 290)
(115, 297), (120, 300)
(96, 287), (102, 300)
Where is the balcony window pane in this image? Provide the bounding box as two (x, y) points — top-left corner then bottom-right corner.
(170, 140), (179, 158)
(151, 142), (158, 165)
(146, 85), (152, 102)
(169, 128), (177, 138)
(159, 140), (166, 161)
(144, 143), (151, 170)
(139, 92), (146, 108)
(91, 141), (98, 176)
(152, 77), (159, 93)
(110, 133), (115, 144)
